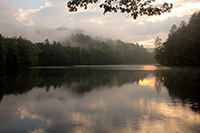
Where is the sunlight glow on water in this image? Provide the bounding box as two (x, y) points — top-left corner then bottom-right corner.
(138, 76), (155, 87)
(0, 65), (200, 133)
(73, 64), (169, 71)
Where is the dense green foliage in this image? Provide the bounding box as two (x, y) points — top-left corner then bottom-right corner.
(154, 11), (200, 66)
(0, 35), (40, 67)
(67, 0), (173, 19)
(63, 34), (155, 65)
(0, 33), (155, 67)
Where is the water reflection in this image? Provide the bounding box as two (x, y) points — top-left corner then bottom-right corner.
(155, 67), (200, 113)
(0, 67), (151, 99)
(0, 65), (200, 133)
(138, 75), (155, 88)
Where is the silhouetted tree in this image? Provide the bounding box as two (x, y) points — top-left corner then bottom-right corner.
(0, 34), (7, 66)
(67, 0), (173, 19)
(154, 11), (200, 66)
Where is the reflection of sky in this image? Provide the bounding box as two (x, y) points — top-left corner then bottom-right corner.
(138, 74), (155, 88)
(0, 75), (200, 133)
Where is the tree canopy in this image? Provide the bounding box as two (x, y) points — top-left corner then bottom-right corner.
(0, 33), (155, 67)
(67, 0), (173, 19)
(154, 11), (200, 66)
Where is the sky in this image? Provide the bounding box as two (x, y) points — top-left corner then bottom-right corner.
(0, 0), (200, 48)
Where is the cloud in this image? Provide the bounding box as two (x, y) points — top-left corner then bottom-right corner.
(0, 1), (19, 23)
(0, 0), (200, 47)
(15, 0), (53, 26)
(5, 0), (46, 9)
(0, 1), (84, 42)
(17, 8), (41, 25)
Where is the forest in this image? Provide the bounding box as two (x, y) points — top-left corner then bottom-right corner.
(0, 33), (155, 67)
(154, 11), (200, 66)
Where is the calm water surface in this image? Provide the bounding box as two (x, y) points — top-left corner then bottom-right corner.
(0, 65), (200, 133)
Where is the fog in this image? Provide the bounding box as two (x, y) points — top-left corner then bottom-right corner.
(0, 22), (84, 43)
(0, 0), (199, 47)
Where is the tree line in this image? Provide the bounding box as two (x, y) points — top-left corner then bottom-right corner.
(154, 11), (200, 66)
(0, 33), (155, 67)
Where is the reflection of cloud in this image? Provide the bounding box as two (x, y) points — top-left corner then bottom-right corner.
(29, 128), (45, 133)
(155, 101), (200, 125)
(135, 99), (200, 133)
(0, 72), (200, 133)
(89, 100), (104, 109)
(17, 102), (53, 133)
(70, 112), (99, 133)
(138, 77), (155, 88)
(71, 112), (94, 125)
(18, 103), (45, 121)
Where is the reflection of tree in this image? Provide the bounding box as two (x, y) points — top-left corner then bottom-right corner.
(0, 68), (152, 101)
(155, 68), (200, 113)
(155, 71), (164, 93)
(66, 70), (151, 94)
(0, 68), (40, 101)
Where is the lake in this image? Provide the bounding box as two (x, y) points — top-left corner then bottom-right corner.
(0, 65), (200, 133)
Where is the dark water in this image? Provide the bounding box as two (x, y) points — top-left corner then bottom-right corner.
(0, 65), (200, 133)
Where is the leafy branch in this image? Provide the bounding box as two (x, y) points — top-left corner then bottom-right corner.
(67, 0), (173, 19)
